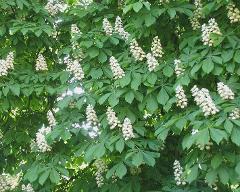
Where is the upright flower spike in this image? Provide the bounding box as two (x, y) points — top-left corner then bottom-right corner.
(173, 160), (186, 186)
(36, 54), (48, 71)
(66, 59), (84, 81)
(190, 0), (203, 30)
(174, 59), (184, 77)
(151, 36), (163, 58)
(0, 52), (14, 77)
(130, 39), (146, 61)
(229, 108), (240, 120)
(217, 82), (234, 100)
(94, 159), (107, 187)
(109, 56), (125, 79)
(114, 16), (130, 41)
(191, 85), (219, 116)
(22, 184), (34, 192)
(86, 104), (99, 126)
(77, 0), (93, 9)
(146, 53), (159, 72)
(71, 24), (82, 37)
(102, 18), (113, 36)
(175, 85), (188, 109)
(227, 3), (240, 23)
(0, 174), (20, 191)
(106, 107), (121, 129)
(201, 18), (221, 46)
(47, 110), (57, 127)
(122, 118), (134, 140)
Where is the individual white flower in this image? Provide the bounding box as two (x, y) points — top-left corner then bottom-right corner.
(122, 118), (134, 140)
(109, 56), (125, 79)
(174, 59), (184, 77)
(191, 85), (219, 116)
(36, 54), (48, 71)
(103, 18), (113, 36)
(173, 160), (186, 186)
(146, 53), (159, 72)
(22, 184), (34, 192)
(151, 36), (163, 58)
(106, 107), (121, 129)
(229, 108), (240, 120)
(227, 3), (240, 23)
(94, 159), (107, 187)
(130, 39), (146, 61)
(71, 24), (82, 37)
(35, 125), (52, 152)
(47, 110), (57, 127)
(77, 0), (93, 9)
(175, 85), (188, 109)
(217, 82), (234, 100)
(114, 16), (130, 41)
(201, 18), (221, 46)
(86, 104), (99, 126)
(191, 129), (199, 135)
(0, 173), (20, 191)
(66, 59), (84, 81)
(190, 0), (203, 30)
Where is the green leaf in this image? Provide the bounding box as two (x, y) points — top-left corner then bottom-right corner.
(222, 50), (234, 62)
(88, 47), (99, 58)
(116, 163), (127, 179)
(202, 58), (214, 74)
(175, 118), (187, 132)
(125, 91), (134, 104)
(224, 119), (233, 134)
(143, 2), (151, 10)
(143, 152), (155, 167)
(98, 93), (111, 105)
(218, 168), (229, 184)
(231, 127), (240, 146)
(205, 170), (217, 185)
(163, 66), (173, 77)
(211, 154), (222, 169)
(95, 143), (106, 158)
(132, 152), (143, 167)
(116, 138), (124, 153)
(145, 14), (156, 27)
(50, 169), (60, 184)
(108, 93), (119, 107)
(234, 50), (240, 63)
(235, 162), (240, 176)
(26, 165), (39, 182)
(147, 73), (157, 85)
(157, 88), (169, 105)
(131, 73), (141, 90)
(2, 86), (9, 96)
(186, 165), (198, 183)
(146, 95), (158, 113)
(10, 84), (20, 96)
(39, 169), (50, 185)
(133, 2), (143, 12)
(167, 8), (176, 19)
(210, 128), (227, 145)
(119, 72), (131, 87)
(196, 129), (209, 146)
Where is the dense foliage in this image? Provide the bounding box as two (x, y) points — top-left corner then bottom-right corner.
(1, 0), (240, 191)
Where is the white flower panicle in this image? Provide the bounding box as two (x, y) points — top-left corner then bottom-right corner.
(190, 0), (203, 30)
(227, 3), (240, 23)
(77, 0), (93, 9)
(22, 184), (34, 192)
(217, 82), (234, 100)
(229, 108), (240, 120)
(106, 107), (121, 129)
(103, 18), (113, 36)
(114, 16), (130, 40)
(174, 59), (184, 77)
(36, 54), (48, 71)
(94, 159), (107, 187)
(71, 24), (82, 37)
(45, 0), (65, 15)
(122, 118), (134, 140)
(0, 174), (19, 191)
(191, 85), (219, 116)
(0, 52), (14, 77)
(35, 125), (52, 153)
(86, 104), (99, 126)
(201, 18), (222, 46)
(173, 160), (186, 186)
(146, 53), (159, 72)
(151, 36), (163, 58)
(130, 39), (146, 61)
(47, 110), (57, 127)
(109, 56), (125, 79)
(175, 85), (188, 109)
(66, 59), (84, 81)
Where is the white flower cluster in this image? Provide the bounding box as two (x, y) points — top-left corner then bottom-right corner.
(47, 110), (57, 127)
(72, 121), (99, 138)
(22, 184), (34, 192)
(102, 18), (113, 36)
(71, 24), (82, 37)
(191, 85), (219, 116)
(109, 56), (125, 79)
(86, 104), (99, 126)
(94, 159), (107, 187)
(114, 16), (130, 41)
(151, 36), (164, 58)
(35, 125), (52, 152)
(190, 0), (203, 30)
(173, 160), (186, 186)
(0, 52), (14, 77)
(198, 142), (213, 150)
(227, 3), (240, 23)
(229, 108), (240, 120)
(0, 174), (19, 192)
(146, 53), (159, 72)
(122, 118), (134, 140)
(66, 59), (84, 81)
(175, 85), (188, 109)
(130, 39), (146, 61)
(217, 82), (234, 100)
(77, 0), (93, 9)
(45, 0), (64, 15)
(106, 107), (121, 129)
(36, 54), (48, 71)
(174, 59), (184, 77)
(201, 18), (221, 46)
